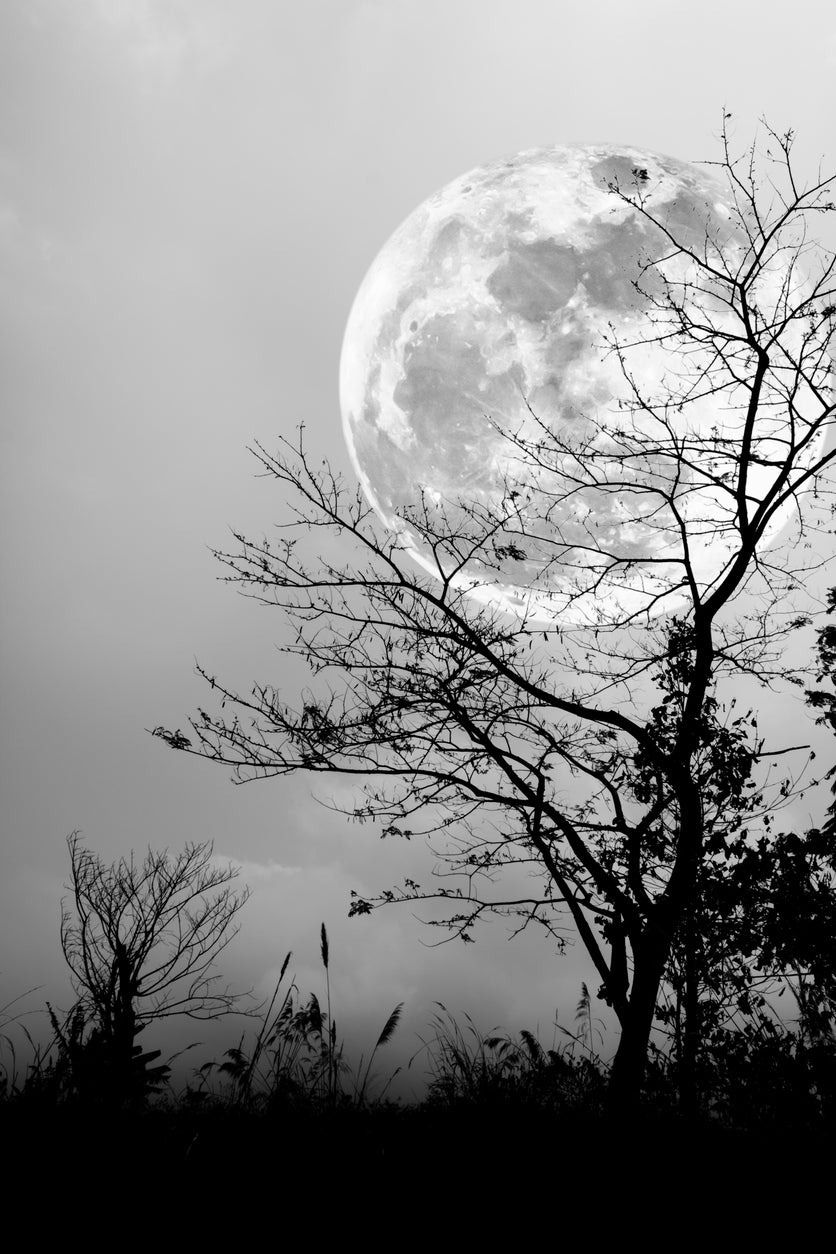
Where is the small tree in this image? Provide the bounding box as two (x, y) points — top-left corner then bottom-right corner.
(154, 118), (836, 1114)
(657, 821), (836, 1107)
(656, 594), (836, 1104)
(59, 833), (250, 1103)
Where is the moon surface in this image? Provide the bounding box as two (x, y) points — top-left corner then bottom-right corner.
(339, 145), (820, 625)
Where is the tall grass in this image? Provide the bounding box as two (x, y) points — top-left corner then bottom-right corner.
(3, 953), (833, 1136)
(0, 990), (82, 1102)
(204, 924), (403, 1111)
(414, 1002), (607, 1114)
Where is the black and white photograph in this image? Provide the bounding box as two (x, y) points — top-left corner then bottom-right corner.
(2, 0), (835, 1217)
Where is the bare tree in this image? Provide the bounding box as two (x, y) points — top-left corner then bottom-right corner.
(154, 119), (836, 1113)
(60, 833), (250, 1098)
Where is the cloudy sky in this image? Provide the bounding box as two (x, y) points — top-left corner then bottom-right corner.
(2, 0), (836, 1094)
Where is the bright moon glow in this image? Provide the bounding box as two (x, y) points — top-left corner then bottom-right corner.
(340, 145), (822, 625)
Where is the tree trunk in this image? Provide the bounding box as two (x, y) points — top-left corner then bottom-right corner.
(680, 896), (699, 1118)
(607, 929), (671, 1119)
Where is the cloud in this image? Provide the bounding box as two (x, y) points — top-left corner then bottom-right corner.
(84, 0), (227, 93)
(226, 857), (304, 883)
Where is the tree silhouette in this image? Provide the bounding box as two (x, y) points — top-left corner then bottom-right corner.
(154, 118), (836, 1113)
(59, 833), (249, 1104)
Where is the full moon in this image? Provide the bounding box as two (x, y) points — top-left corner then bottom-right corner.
(339, 145), (818, 625)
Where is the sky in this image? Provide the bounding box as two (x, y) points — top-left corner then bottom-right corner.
(2, 0), (836, 1097)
